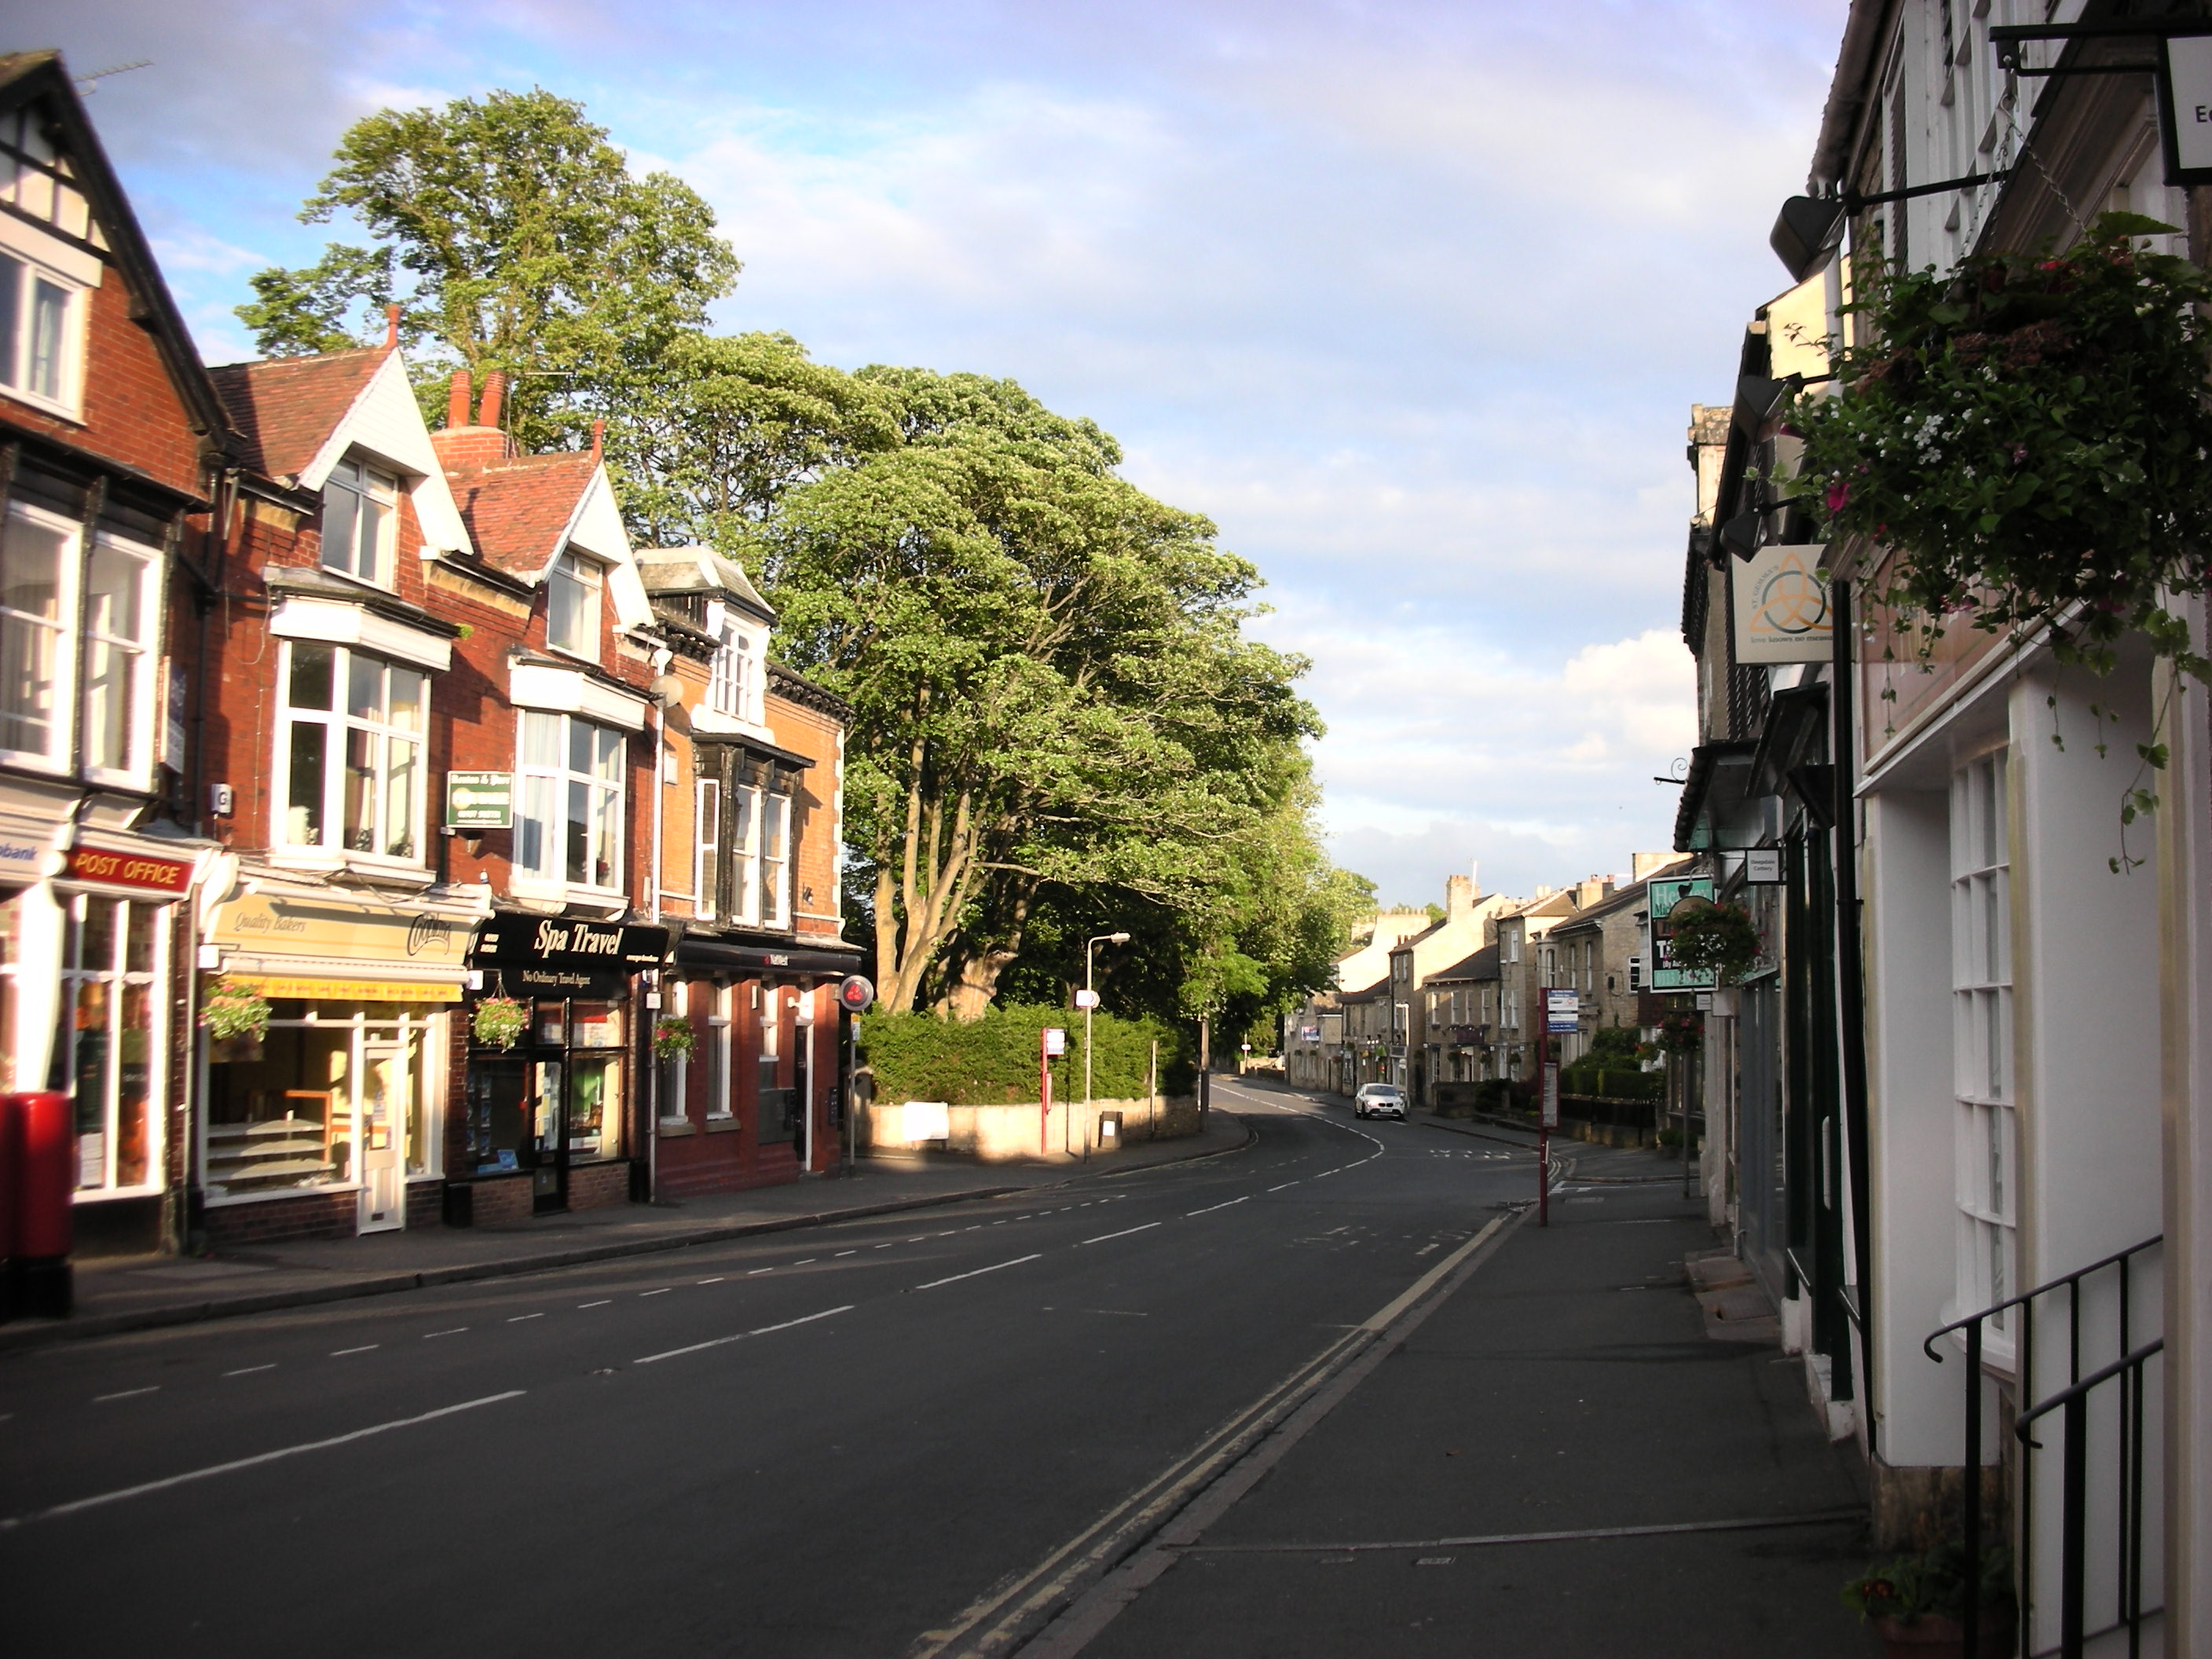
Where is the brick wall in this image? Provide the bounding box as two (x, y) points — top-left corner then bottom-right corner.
(405, 1178), (444, 1231)
(567, 1160), (630, 1212)
(469, 1174), (533, 1227)
(203, 1192), (357, 1249)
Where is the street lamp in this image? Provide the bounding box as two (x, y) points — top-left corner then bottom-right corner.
(1082, 932), (1131, 1159)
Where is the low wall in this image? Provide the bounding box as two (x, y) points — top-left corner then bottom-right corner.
(859, 1096), (1199, 1163)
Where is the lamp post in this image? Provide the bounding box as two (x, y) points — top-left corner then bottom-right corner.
(1082, 932), (1131, 1160)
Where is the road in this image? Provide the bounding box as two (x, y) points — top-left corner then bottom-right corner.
(0, 1082), (1549, 1657)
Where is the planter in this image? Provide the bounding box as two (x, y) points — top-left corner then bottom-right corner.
(210, 1033), (264, 1065)
(1872, 1614), (2013, 1658)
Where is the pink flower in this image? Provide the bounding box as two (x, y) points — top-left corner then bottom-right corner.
(1826, 481), (1851, 515)
(2012, 444), (2028, 464)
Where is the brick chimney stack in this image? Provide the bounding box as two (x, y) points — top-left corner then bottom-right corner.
(430, 368), (515, 467)
(1445, 873), (1474, 921)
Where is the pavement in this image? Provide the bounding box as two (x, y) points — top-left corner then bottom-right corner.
(1, 1108), (1254, 1353)
(0, 1078), (1879, 1657)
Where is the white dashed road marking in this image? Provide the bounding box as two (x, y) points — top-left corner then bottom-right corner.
(915, 1254), (1042, 1291)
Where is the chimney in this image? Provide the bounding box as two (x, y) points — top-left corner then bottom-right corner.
(1575, 876), (1611, 909)
(384, 303), (402, 350)
(446, 369), (471, 430)
(590, 418), (605, 461)
(478, 371), (506, 432)
(1631, 851), (1674, 882)
(430, 368), (515, 467)
(1445, 873), (1474, 921)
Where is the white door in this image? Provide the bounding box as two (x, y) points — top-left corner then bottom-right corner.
(357, 1040), (408, 1233)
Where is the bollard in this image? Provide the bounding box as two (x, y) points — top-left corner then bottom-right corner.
(7, 1092), (73, 1319)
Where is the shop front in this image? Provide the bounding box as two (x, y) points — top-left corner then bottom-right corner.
(196, 877), (481, 1246)
(0, 833), (205, 1257)
(460, 916), (667, 1221)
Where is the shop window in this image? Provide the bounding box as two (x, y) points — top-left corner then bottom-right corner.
(279, 642), (426, 861)
(82, 533), (156, 783)
(658, 980), (688, 1124)
(203, 1002), (432, 1197)
(546, 551), (602, 657)
(320, 456), (398, 588)
(515, 710), (625, 890)
(695, 778), (720, 919)
(708, 983), (734, 1119)
(0, 247), (82, 414)
(0, 502), (74, 766)
(64, 895), (161, 1193)
(568, 1000), (624, 1160)
(1951, 749), (2016, 1339)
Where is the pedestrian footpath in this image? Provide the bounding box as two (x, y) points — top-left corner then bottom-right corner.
(1065, 1143), (1879, 1658)
(0, 1112), (1253, 1355)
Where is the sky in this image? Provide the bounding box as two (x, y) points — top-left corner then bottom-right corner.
(32, 0), (1847, 906)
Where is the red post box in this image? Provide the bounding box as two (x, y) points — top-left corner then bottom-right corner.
(5, 1092), (73, 1319)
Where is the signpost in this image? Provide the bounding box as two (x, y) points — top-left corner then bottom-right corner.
(1538, 990), (1576, 1226)
(445, 771), (514, 829)
(837, 976), (873, 1176)
(1042, 1027), (1067, 1155)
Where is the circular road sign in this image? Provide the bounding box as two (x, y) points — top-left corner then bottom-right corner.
(837, 974), (875, 1014)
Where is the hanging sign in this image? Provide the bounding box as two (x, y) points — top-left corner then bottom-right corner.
(1744, 847), (1785, 884)
(2161, 36), (2212, 183)
(446, 771), (514, 828)
(1731, 543), (1832, 664)
(1648, 877), (1719, 991)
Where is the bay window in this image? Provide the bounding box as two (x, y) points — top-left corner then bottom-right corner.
(320, 456), (397, 588)
(726, 777), (793, 928)
(0, 502), (71, 764)
(82, 533), (156, 781)
(515, 711), (624, 890)
(280, 643), (426, 861)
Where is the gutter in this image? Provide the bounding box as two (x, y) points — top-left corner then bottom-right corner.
(1808, 0), (1899, 192)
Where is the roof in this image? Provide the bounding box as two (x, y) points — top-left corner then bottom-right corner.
(1427, 943), (1500, 984)
(444, 452), (599, 577)
(636, 544), (774, 622)
(0, 53), (234, 456)
(208, 350), (386, 482)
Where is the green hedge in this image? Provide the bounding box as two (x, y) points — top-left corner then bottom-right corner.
(858, 1004), (1195, 1106)
(1559, 1065), (1663, 1102)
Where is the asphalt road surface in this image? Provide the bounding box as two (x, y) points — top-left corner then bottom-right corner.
(0, 1081), (1551, 1657)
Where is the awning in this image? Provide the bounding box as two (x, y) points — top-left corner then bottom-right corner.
(673, 936), (864, 976)
(1673, 741), (1761, 852)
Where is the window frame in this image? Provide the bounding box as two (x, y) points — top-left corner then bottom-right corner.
(0, 498), (80, 773)
(513, 709), (627, 896)
(318, 456), (401, 591)
(694, 776), (721, 921)
(1950, 746), (2016, 1353)
(273, 641), (429, 866)
(657, 980), (689, 1126)
(80, 529), (159, 789)
(762, 789), (792, 928)
(62, 892), (167, 1199)
(708, 982), (734, 1120)
(545, 551), (603, 661)
(0, 245), (87, 419)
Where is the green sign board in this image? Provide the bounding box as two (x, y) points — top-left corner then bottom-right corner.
(1647, 876), (1716, 991)
(445, 771), (514, 829)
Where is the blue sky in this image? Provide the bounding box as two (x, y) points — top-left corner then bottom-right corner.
(36, 0), (1846, 905)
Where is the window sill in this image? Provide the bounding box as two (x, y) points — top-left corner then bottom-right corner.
(0, 383), (86, 426)
(705, 1115), (742, 1133)
(657, 1119), (696, 1137)
(203, 1181), (364, 1207)
(317, 563), (399, 597)
(508, 878), (628, 914)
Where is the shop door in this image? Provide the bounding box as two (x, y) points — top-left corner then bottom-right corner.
(529, 1060), (567, 1213)
(357, 1039), (410, 1233)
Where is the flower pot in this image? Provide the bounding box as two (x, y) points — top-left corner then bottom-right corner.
(210, 1033), (264, 1064)
(1873, 1614), (2012, 1659)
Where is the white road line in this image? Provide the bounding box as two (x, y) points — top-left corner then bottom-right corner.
(93, 1386), (159, 1402)
(748, 1267), (774, 1275)
(423, 1328), (469, 1339)
(633, 1304), (853, 1365)
(698, 1277), (723, 1285)
(2, 1391), (526, 1529)
(835, 1250), (857, 1257)
(1415, 1243), (1440, 1257)
(794, 1258), (817, 1265)
(223, 1364), (276, 1377)
(1080, 1222), (1162, 1247)
(1187, 1197), (1249, 1217)
(1267, 1182), (1300, 1192)
(578, 1300), (611, 1309)
(875, 1243), (895, 1249)
(639, 1288), (670, 1298)
(331, 1345), (379, 1357)
(914, 1253), (1042, 1291)
(507, 1314), (543, 1323)
(908, 1236), (928, 1243)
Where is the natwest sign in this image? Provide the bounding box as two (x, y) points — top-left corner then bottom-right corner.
(65, 846), (192, 894)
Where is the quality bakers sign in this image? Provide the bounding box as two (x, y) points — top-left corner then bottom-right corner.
(470, 917), (668, 994)
(1730, 542), (1832, 665)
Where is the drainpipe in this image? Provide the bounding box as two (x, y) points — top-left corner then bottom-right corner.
(1830, 577), (1875, 1404)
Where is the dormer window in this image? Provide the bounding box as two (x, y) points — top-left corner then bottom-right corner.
(707, 617), (761, 723)
(321, 456), (398, 588)
(547, 552), (602, 658)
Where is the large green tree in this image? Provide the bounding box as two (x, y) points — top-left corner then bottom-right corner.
(236, 88), (739, 451)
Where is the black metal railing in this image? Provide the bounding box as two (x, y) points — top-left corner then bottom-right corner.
(1921, 1234), (2162, 1659)
(2016, 1339), (2163, 1659)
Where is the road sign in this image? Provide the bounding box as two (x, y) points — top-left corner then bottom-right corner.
(1545, 988), (1580, 1034)
(445, 771), (513, 828)
(1043, 1027), (1068, 1057)
(837, 975), (874, 1014)
(1073, 989), (1101, 1009)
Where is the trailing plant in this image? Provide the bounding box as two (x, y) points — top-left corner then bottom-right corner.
(201, 978), (272, 1042)
(1843, 1542), (2016, 1625)
(1656, 1010), (1704, 1055)
(1666, 899), (1763, 984)
(653, 1016), (698, 1060)
(471, 994), (527, 1050)
(1792, 212), (2212, 864)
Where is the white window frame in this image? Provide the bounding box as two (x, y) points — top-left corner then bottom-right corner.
(81, 529), (159, 789)
(319, 456), (399, 590)
(513, 709), (626, 895)
(62, 892), (168, 1199)
(658, 980), (689, 1126)
(545, 551), (602, 661)
(708, 982), (734, 1119)
(273, 641), (429, 866)
(731, 783), (761, 925)
(0, 499), (80, 772)
(762, 789), (792, 928)
(1950, 747), (2016, 1351)
(0, 245), (87, 420)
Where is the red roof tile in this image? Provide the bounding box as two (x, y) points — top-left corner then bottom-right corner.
(207, 349), (387, 483)
(444, 451), (597, 577)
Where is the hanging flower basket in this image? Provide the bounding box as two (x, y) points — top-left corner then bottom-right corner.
(471, 994), (527, 1050)
(1656, 1010), (1704, 1055)
(653, 1016), (697, 1060)
(1793, 211), (2212, 687)
(1668, 899), (1763, 985)
(201, 977), (271, 1044)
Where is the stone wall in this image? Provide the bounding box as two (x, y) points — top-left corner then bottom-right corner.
(859, 1097), (1200, 1163)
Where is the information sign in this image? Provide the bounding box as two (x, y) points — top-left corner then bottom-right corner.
(2162, 36), (2212, 182)
(1043, 1027), (1068, 1057)
(1544, 988), (1580, 1034)
(445, 771), (514, 828)
(1648, 877), (1719, 991)
(1744, 847), (1784, 884)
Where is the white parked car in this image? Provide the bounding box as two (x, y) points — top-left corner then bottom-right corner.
(1353, 1083), (1407, 1121)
